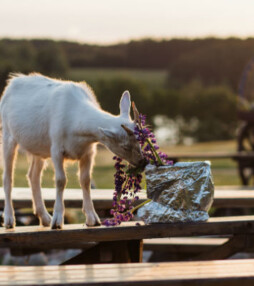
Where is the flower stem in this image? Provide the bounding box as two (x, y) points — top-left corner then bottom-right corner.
(117, 176), (128, 202)
(146, 139), (164, 166)
(130, 198), (151, 214)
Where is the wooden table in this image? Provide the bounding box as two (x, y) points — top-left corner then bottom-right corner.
(0, 186), (254, 210)
(1, 259), (254, 285)
(1, 187), (254, 263)
(1, 216), (254, 264)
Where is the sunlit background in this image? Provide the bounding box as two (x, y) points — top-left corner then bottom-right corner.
(1, 0), (254, 43)
(1, 0), (254, 187)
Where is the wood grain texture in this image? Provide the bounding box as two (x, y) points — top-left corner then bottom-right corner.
(1, 259), (254, 285)
(0, 216), (254, 249)
(166, 151), (254, 160)
(0, 188), (146, 209)
(214, 190), (254, 208)
(195, 234), (246, 260)
(0, 187), (254, 210)
(143, 237), (229, 253)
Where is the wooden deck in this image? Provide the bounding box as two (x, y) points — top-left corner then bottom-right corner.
(1, 259), (254, 285)
(166, 151), (254, 161)
(143, 237), (229, 253)
(0, 216), (254, 249)
(1, 187), (254, 263)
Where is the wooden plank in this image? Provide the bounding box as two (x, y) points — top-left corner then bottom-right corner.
(166, 151), (254, 160)
(195, 234), (246, 261)
(213, 190), (254, 208)
(0, 188), (145, 209)
(0, 216), (254, 249)
(143, 237), (229, 253)
(0, 187), (84, 209)
(216, 185), (254, 190)
(144, 236), (254, 261)
(1, 187), (254, 210)
(1, 259), (254, 285)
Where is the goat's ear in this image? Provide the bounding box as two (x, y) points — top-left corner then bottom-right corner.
(132, 101), (140, 124)
(120, 90), (131, 118)
(121, 124), (134, 136)
(99, 127), (116, 140)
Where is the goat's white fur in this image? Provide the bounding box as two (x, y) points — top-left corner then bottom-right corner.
(0, 73), (143, 229)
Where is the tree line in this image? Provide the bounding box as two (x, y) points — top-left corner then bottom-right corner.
(0, 37), (252, 142)
(1, 37), (254, 87)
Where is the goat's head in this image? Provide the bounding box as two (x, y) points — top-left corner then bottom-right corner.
(99, 91), (145, 167)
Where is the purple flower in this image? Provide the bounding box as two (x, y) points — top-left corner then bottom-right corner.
(103, 112), (173, 227)
(144, 144), (151, 152)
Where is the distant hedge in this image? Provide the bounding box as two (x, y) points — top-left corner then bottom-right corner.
(1, 37), (254, 90)
(0, 38), (243, 142)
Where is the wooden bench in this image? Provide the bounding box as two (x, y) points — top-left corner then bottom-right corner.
(167, 151), (254, 161)
(1, 259), (254, 285)
(1, 187), (254, 262)
(1, 216), (254, 264)
(143, 237), (229, 254)
(0, 186), (254, 210)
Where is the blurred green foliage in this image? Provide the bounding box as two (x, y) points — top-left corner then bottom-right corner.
(33, 40), (68, 76)
(0, 37), (247, 142)
(0, 39), (68, 94)
(92, 78), (237, 142)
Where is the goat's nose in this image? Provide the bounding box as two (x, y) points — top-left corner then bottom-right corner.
(138, 158), (147, 168)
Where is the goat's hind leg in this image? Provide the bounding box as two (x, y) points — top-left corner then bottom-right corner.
(79, 148), (101, 226)
(2, 134), (17, 229)
(51, 147), (66, 229)
(27, 156), (52, 226)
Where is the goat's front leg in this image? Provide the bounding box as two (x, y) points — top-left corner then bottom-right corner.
(79, 152), (101, 226)
(51, 148), (66, 229)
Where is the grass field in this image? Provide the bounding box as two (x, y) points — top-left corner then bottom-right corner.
(68, 68), (167, 89)
(0, 140), (241, 189)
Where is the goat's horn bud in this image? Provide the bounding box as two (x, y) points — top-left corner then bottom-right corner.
(121, 124), (134, 136)
(132, 101), (140, 124)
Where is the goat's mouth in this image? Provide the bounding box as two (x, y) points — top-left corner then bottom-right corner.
(127, 158), (147, 174)
(131, 158), (147, 169)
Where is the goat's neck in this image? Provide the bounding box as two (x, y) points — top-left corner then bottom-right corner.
(96, 111), (121, 131)
(76, 107), (124, 141)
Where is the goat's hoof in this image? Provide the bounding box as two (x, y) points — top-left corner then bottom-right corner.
(85, 216), (101, 227)
(39, 213), (52, 227)
(51, 220), (63, 229)
(4, 223), (15, 229)
(51, 213), (64, 229)
(51, 223), (63, 229)
(86, 221), (101, 227)
(4, 217), (15, 229)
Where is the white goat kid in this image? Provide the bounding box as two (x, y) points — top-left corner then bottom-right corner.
(0, 73), (143, 229)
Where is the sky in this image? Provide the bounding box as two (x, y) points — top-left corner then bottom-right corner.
(0, 0), (254, 44)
